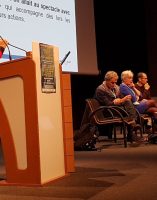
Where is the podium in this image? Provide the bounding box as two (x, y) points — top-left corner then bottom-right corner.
(0, 42), (75, 186)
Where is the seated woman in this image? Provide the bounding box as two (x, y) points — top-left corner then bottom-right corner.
(120, 70), (157, 117)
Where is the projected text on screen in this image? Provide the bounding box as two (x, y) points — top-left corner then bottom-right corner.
(0, 0), (78, 72)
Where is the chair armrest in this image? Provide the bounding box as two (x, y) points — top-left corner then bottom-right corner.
(88, 105), (126, 122)
(109, 106), (129, 117)
(88, 106), (114, 120)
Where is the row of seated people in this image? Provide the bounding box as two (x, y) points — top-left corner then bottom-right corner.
(94, 70), (157, 143)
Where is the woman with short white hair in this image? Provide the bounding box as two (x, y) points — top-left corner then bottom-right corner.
(121, 70), (134, 81)
(120, 70), (141, 103)
(120, 70), (157, 115)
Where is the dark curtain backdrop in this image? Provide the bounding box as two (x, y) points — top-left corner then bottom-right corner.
(94, 0), (148, 78)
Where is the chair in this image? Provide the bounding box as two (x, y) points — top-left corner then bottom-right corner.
(81, 98), (135, 147)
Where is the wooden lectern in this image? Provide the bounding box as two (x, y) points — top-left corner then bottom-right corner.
(0, 42), (75, 186)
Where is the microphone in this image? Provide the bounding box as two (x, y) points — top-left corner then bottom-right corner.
(0, 35), (12, 60)
(61, 51), (71, 65)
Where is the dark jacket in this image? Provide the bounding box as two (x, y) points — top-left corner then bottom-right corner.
(135, 83), (151, 101)
(94, 81), (137, 120)
(94, 81), (121, 106)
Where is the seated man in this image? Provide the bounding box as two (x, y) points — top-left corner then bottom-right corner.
(135, 72), (157, 131)
(135, 72), (151, 101)
(94, 70), (140, 142)
(135, 72), (157, 108)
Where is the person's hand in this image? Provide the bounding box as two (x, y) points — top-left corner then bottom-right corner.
(113, 95), (131, 105)
(144, 83), (150, 90)
(113, 98), (122, 105)
(125, 94), (132, 100)
(128, 82), (135, 88)
(122, 95), (132, 102)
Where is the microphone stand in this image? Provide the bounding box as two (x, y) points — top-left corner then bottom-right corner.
(8, 43), (27, 53)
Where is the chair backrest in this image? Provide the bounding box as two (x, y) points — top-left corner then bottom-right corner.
(85, 98), (123, 125)
(86, 98), (105, 123)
